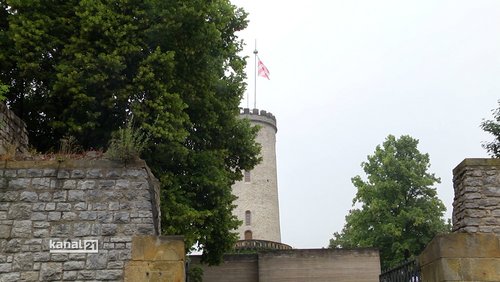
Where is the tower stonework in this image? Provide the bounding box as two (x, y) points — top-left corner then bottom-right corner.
(233, 108), (282, 243)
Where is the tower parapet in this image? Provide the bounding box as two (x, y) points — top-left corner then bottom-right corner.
(239, 108), (277, 133)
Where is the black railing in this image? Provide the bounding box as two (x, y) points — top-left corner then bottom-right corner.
(379, 259), (421, 282)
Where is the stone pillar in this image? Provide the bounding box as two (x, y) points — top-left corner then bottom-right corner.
(419, 158), (500, 282)
(419, 233), (500, 282)
(124, 236), (185, 282)
(452, 159), (500, 234)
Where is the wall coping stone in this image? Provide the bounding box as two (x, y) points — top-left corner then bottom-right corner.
(453, 158), (500, 176)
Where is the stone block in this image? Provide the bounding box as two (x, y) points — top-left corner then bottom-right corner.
(7, 203), (31, 220)
(0, 225), (11, 239)
(77, 180), (96, 190)
(50, 253), (68, 262)
(12, 252), (33, 271)
(53, 190), (67, 202)
(74, 222), (92, 237)
(31, 177), (50, 189)
(114, 212), (130, 223)
(96, 269), (123, 280)
(68, 190), (85, 201)
(73, 202), (87, 210)
(31, 212), (47, 221)
(102, 224), (117, 236)
(50, 223), (71, 237)
(42, 169), (57, 177)
(87, 169), (103, 178)
(32, 252), (50, 262)
(62, 270), (78, 281)
(86, 253), (108, 269)
(44, 202), (56, 211)
(0, 263), (11, 273)
(40, 262), (62, 281)
(48, 212), (61, 221)
(1, 191), (19, 202)
(56, 202), (71, 211)
(8, 178), (30, 189)
(56, 170), (70, 179)
(19, 191), (37, 202)
(63, 260), (85, 270)
(78, 270), (96, 280)
(131, 236), (185, 261)
(70, 169), (86, 178)
(79, 211), (97, 220)
(62, 211), (77, 220)
(124, 261), (184, 282)
(38, 192), (51, 202)
(0, 272), (20, 281)
(11, 220), (31, 238)
(20, 271), (39, 282)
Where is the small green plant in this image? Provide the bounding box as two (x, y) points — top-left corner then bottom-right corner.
(187, 264), (204, 282)
(59, 135), (82, 156)
(105, 118), (149, 163)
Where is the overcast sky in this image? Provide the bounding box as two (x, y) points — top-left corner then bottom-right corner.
(229, 0), (500, 249)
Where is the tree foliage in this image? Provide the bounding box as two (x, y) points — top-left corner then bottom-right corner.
(0, 0), (260, 265)
(329, 135), (449, 269)
(480, 100), (500, 157)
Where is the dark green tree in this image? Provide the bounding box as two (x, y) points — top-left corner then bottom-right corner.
(329, 135), (449, 270)
(0, 0), (260, 264)
(480, 100), (500, 157)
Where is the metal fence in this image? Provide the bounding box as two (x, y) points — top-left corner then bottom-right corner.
(379, 259), (421, 282)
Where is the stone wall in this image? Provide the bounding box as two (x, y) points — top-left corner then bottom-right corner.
(191, 248), (381, 282)
(452, 158), (500, 234)
(0, 103), (28, 155)
(0, 159), (162, 281)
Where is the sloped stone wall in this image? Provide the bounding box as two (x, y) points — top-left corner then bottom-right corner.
(0, 159), (161, 281)
(0, 103), (28, 155)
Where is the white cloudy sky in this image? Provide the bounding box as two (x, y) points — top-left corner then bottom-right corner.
(230, 0), (500, 249)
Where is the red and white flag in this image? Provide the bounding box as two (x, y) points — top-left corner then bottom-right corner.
(258, 58), (270, 80)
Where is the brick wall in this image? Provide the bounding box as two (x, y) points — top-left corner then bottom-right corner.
(0, 159), (161, 281)
(191, 248), (381, 282)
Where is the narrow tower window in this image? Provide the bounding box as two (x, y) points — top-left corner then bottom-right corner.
(244, 170), (251, 182)
(244, 230), (253, 240)
(245, 210), (251, 225)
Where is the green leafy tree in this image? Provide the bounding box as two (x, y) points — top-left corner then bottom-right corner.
(480, 100), (500, 157)
(329, 135), (449, 269)
(0, 0), (260, 265)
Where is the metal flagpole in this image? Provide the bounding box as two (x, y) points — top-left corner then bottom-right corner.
(253, 39), (258, 109)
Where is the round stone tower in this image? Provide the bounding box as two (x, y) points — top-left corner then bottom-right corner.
(232, 108), (286, 249)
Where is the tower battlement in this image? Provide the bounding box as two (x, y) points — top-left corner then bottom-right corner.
(239, 108), (277, 133)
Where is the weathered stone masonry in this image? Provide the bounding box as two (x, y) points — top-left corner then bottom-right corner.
(0, 159), (161, 281)
(0, 103), (28, 155)
(452, 158), (500, 234)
